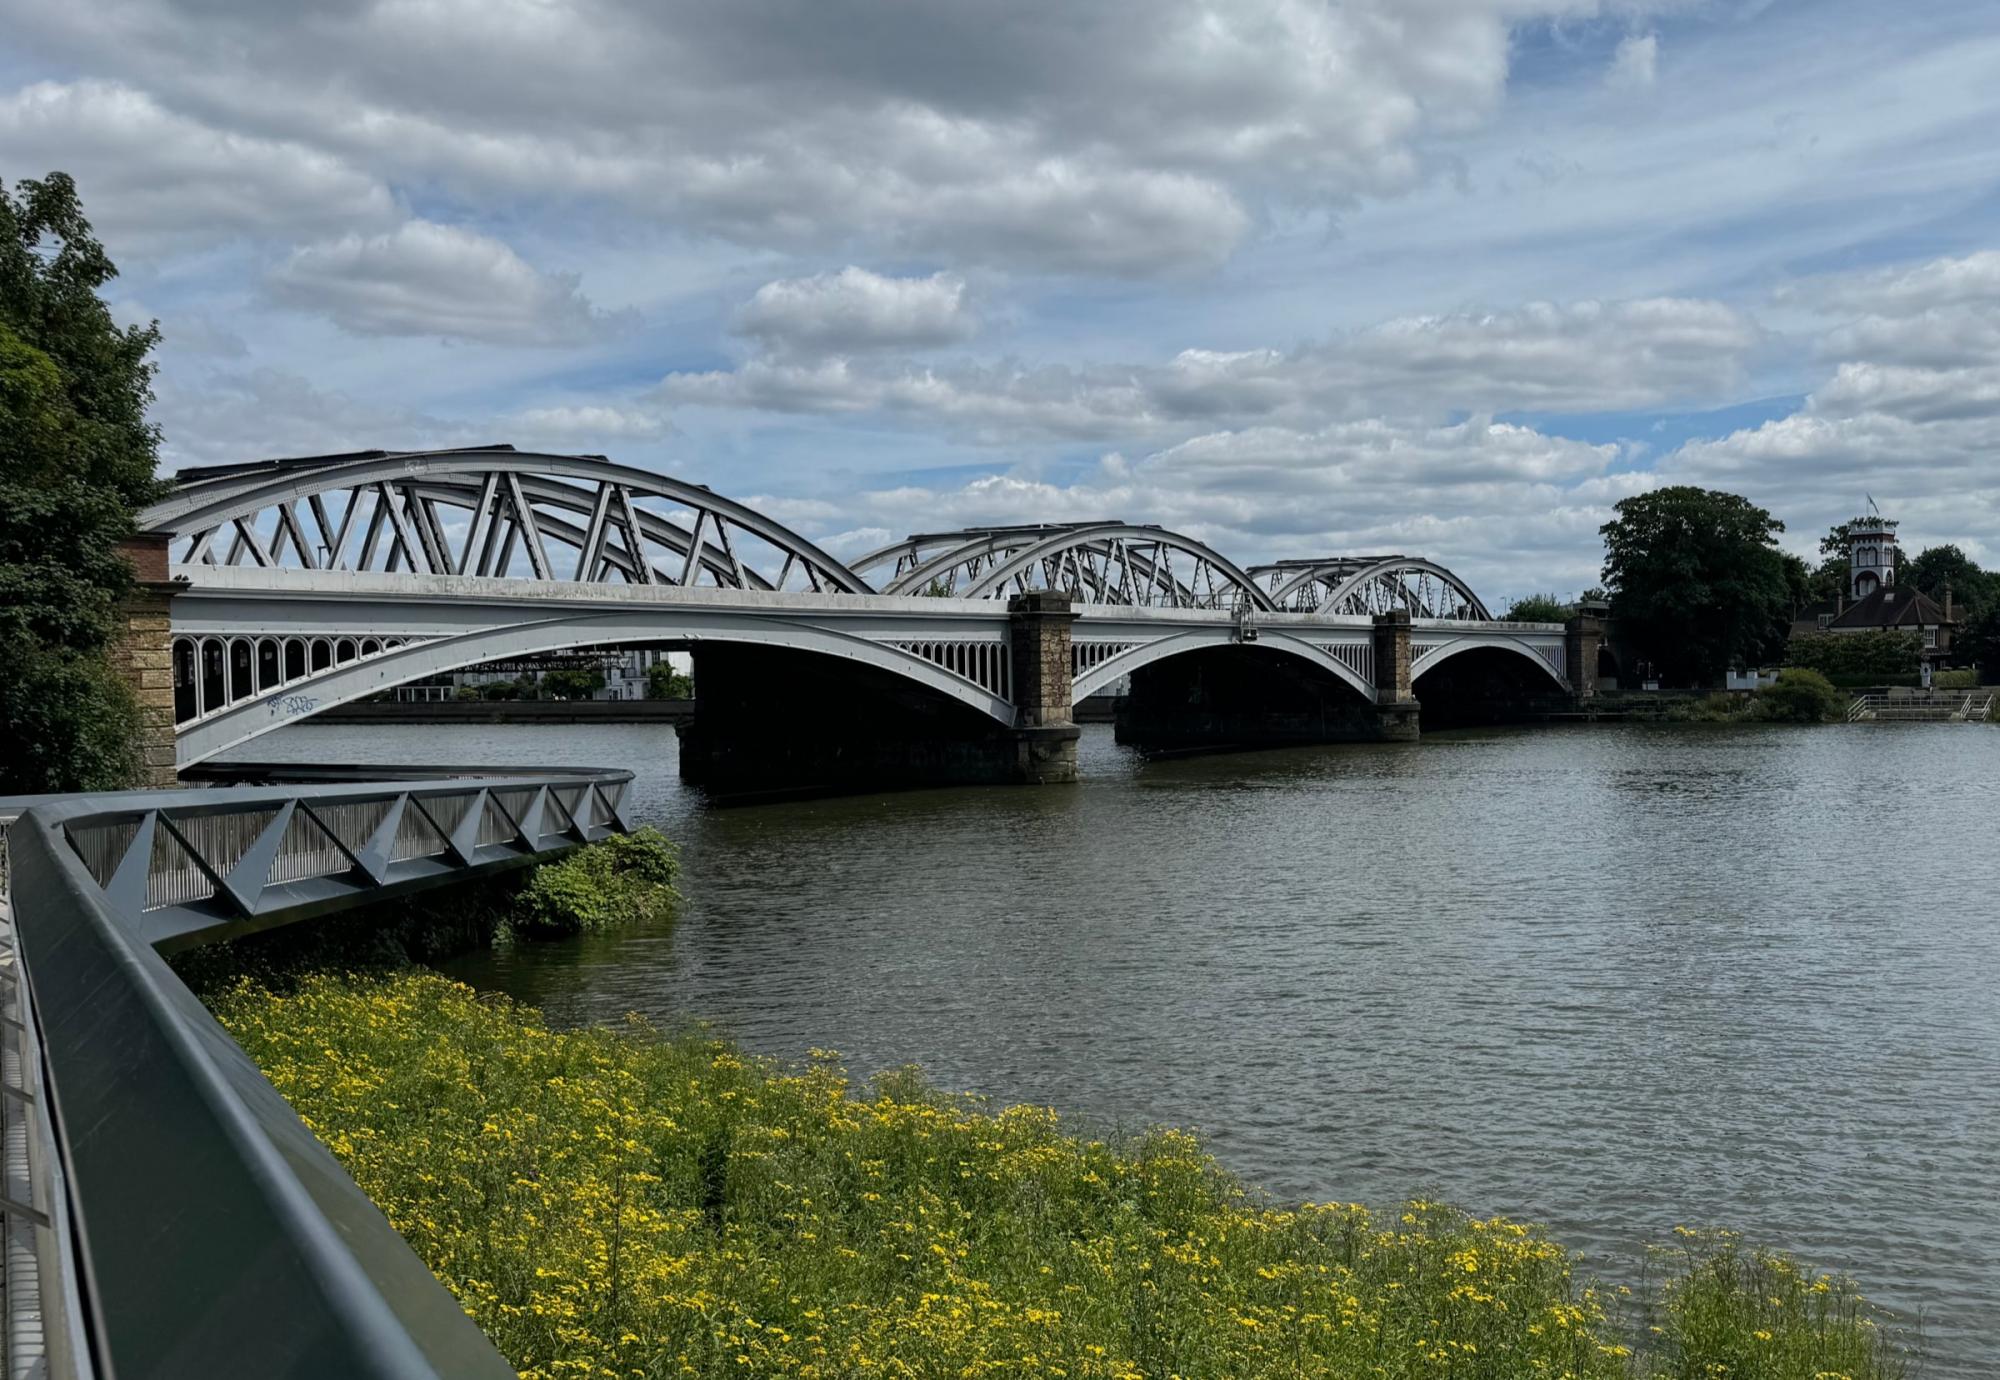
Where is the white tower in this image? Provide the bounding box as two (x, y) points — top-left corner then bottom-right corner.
(1848, 513), (1898, 600)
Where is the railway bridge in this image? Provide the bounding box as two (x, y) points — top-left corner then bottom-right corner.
(119, 446), (1604, 792)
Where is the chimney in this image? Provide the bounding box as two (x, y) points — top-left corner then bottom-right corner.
(1945, 583), (1954, 621)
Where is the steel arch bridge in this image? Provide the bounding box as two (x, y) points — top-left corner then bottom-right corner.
(139, 447), (1573, 767)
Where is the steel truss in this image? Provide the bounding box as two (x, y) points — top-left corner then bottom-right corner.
(140, 447), (867, 595)
(1249, 556), (1494, 621)
(852, 523), (1275, 610)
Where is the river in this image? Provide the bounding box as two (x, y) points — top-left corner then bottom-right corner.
(226, 719), (2000, 1372)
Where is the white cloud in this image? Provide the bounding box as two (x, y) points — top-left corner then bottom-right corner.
(1659, 249), (2000, 564)
(732, 268), (976, 352)
(508, 403), (675, 443)
(754, 416), (1631, 602)
(664, 295), (1761, 440)
(1606, 33), (1659, 88)
(0, 0), (1671, 276)
(266, 220), (625, 345)
(0, 80), (395, 251)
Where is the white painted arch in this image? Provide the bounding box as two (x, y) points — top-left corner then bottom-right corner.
(1410, 635), (1569, 691)
(175, 609), (1018, 767)
(1070, 628), (1377, 704)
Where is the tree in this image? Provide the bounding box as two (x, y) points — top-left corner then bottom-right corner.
(646, 661), (694, 700)
(1962, 605), (2000, 685)
(1599, 487), (1794, 686)
(1903, 544), (1993, 621)
(0, 173), (167, 792)
(1502, 593), (1571, 623)
(1804, 554), (1849, 604)
(541, 667), (606, 700)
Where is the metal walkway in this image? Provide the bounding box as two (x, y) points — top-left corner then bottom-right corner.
(0, 764), (631, 1379)
(1846, 691), (1995, 722)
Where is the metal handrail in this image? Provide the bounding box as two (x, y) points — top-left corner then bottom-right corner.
(0, 764), (632, 1378)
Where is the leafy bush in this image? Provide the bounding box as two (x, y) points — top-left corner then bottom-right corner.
(1646, 1229), (1902, 1380)
(211, 972), (1909, 1380)
(645, 661), (694, 699)
(1785, 630), (1920, 680)
(1505, 593), (1573, 623)
(509, 825), (680, 938)
(1753, 668), (1844, 723)
(1667, 692), (1752, 723)
(0, 646), (144, 791)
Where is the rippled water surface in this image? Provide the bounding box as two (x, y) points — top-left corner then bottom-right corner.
(232, 720), (2000, 1371)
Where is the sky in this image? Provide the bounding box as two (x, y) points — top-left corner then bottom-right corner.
(3, 0), (1997, 605)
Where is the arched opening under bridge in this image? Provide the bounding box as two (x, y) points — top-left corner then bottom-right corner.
(1411, 642), (1571, 729)
(1114, 641), (1405, 753)
(677, 641), (1062, 799)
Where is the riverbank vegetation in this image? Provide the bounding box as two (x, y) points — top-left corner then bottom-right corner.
(211, 968), (1906, 1380)
(1, 173), (165, 792)
(172, 828), (680, 993)
(1667, 669), (1845, 725)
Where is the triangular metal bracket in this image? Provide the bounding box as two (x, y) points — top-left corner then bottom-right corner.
(445, 789), (488, 866)
(354, 794), (408, 884)
(104, 811), (159, 917)
(593, 783), (631, 833)
(297, 800), (372, 885)
(153, 814), (238, 919)
(221, 801), (296, 917)
(545, 787), (588, 843)
(513, 787), (549, 851)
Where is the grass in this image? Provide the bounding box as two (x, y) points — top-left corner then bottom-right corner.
(211, 971), (1908, 1380)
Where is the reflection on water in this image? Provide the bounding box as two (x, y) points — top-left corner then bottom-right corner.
(229, 720), (2000, 1371)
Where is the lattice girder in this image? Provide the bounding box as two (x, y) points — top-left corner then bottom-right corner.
(141, 447), (868, 595)
(1250, 556), (1492, 621)
(855, 522), (1275, 610)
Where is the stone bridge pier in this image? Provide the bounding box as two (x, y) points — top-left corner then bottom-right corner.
(677, 592), (1080, 798)
(109, 533), (184, 789)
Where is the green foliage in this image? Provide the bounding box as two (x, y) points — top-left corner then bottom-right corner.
(0, 646), (144, 790)
(509, 826), (681, 939)
(1646, 1230), (1902, 1380)
(1754, 668), (1843, 723)
(454, 684), (484, 701)
(540, 666), (606, 700)
(1903, 544), (1993, 621)
(1804, 554), (1849, 604)
(1504, 593), (1573, 623)
(1600, 487), (1794, 686)
(1666, 692), (1752, 724)
(1784, 630), (1921, 680)
(209, 971), (1909, 1380)
(481, 679), (523, 701)
(1960, 603), (2000, 684)
(0, 174), (168, 792)
(645, 661), (694, 700)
